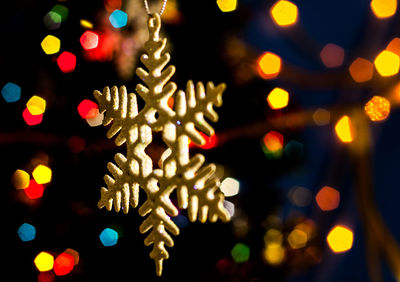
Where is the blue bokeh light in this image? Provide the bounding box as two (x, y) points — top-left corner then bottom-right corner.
(1, 82), (21, 103)
(109, 10), (128, 28)
(17, 223), (36, 242)
(99, 228), (118, 247)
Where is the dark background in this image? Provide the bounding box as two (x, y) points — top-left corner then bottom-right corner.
(2, 0), (400, 281)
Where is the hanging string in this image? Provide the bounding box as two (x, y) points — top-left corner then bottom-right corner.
(143, 0), (168, 16)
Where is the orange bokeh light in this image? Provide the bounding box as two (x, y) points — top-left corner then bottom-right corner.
(386, 38), (400, 56)
(270, 0), (298, 27)
(349, 58), (374, 83)
(257, 52), (281, 79)
(371, 0), (397, 18)
(315, 186), (340, 211)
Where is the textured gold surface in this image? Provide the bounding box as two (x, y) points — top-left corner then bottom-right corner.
(94, 13), (230, 276)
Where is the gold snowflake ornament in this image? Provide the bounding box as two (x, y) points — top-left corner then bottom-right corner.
(93, 13), (230, 276)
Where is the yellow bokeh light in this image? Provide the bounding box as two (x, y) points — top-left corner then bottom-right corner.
(34, 251), (54, 272)
(335, 115), (354, 143)
(12, 169), (30, 189)
(365, 96), (391, 121)
(32, 164), (52, 184)
(264, 229), (283, 245)
(349, 57), (374, 83)
(270, 0), (298, 27)
(287, 229), (308, 249)
(80, 19), (93, 29)
(267, 88), (289, 109)
(257, 52), (282, 79)
(41, 35), (61, 55)
(26, 96), (46, 115)
(374, 50), (400, 77)
(371, 0), (397, 18)
(327, 225), (353, 253)
(264, 243), (285, 265)
(217, 0), (237, 12)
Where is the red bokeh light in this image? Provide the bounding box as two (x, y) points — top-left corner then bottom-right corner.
(38, 271), (55, 282)
(24, 179), (44, 199)
(80, 31), (99, 50)
(83, 32), (117, 62)
(54, 253), (75, 276)
(77, 99), (99, 119)
(57, 51), (77, 73)
(22, 108), (43, 126)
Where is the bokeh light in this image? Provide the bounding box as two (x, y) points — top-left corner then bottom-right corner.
(257, 52), (281, 79)
(63, 248), (80, 265)
(320, 43), (345, 68)
(43, 11), (62, 30)
(313, 108), (331, 125)
(315, 186), (340, 211)
(80, 19), (93, 29)
(78, 99), (99, 119)
(231, 243), (250, 263)
(41, 35), (60, 55)
(51, 4), (68, 22)
(364, 96), (390, 122)
(189, 131), (218, 149)
(99, 228), (118, 247)
(24, 179), (45, 200)
(80, 31), (99, 50)
(267, 88), (289, 109)
(220, 177), (240, 197)
(34, 251), (54, 272)
(386, 38), (400, 56)
(109, 10), (128, 28)
(261, 130), (284, 159)
(288, 186), (312, 207)
(86, 111), (104, 127)
(270, 0), (298, 27)
(54, 253), (75, 276)
(371, 0), (397, 18)
(26, 96), (46, 115)
(284, 140), (304, 160)
(327, 225), (354, 253)
(374, 50), (400, 77)
(22, 108), (43, 126)
(263, 243), (285, 265)
(57, 51), (77, 73)
(223, 200), (235, 217)
(217, 0), (237, 12)
(32, 164), (52, 184)
(288, 228), (308, 249)
(104, 0), (122, 12)
(12, 169), (30, 189)
(1, 82), (21, 103)
(349, 57), (374, 83)
(335, 115), (354, 143)
(38, 271), (55, 282)
(17, 223), (36, 242)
